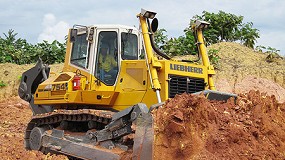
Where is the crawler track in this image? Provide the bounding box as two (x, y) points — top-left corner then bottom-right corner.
(25, 109), (114, 149)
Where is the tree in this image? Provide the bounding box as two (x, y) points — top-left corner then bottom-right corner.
(153, 29), (168, 50)
(189, 11), (260, 49)
(0, 30), (66, 65)
(0, 29), (33, 64)
(154, 10), (261, 57)
(36, 40), (66, 64)
(3, 29), (17, 45)
(153, 29), (197, 56)
(239, 22), (260, 48)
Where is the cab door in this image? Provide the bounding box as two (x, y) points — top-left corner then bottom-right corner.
(93, 29), (119, 86)
(82, 29), (120, 106)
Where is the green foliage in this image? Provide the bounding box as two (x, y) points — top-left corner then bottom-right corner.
(190, 11), (243, 43)
(208, 49), (220, 69)
(255, 45), (282, 63)
(0, 29), (66, 65)
(239, 22), (260, 48)
(164, 36), (197, 56)
(35, 40), (66, 64)
(154, 10), (260, 59)
(255, 45), (266, 52)
(0, 81), (7, 87)
(189, 11), (260, 48)
(154, 29), (168, 50)
(265, 46), (280, 54)
(154, 29), (197, 57)
(255, 45), (280, 54)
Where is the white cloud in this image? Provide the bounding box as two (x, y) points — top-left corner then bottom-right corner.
(38, 13), (70, 43)
(42, 13), (56, 27)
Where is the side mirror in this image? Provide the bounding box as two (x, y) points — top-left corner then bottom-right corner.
(151, 18), (158, 33)
(70, 29), (78, 42)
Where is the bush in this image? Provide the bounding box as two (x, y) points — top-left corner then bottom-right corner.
(208, 49), (220, 69)
(0, 29), (66, 65)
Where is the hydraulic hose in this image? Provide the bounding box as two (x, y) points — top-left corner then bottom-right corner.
(147, 19), (200, 63)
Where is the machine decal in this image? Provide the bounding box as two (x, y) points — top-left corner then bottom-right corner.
(170, 64), (203, 74)
(52, 83), (68, 91)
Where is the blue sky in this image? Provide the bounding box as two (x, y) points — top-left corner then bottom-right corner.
(1, 0), (285, 55)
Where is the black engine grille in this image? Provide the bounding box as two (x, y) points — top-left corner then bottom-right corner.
(168, 75), (205, 98)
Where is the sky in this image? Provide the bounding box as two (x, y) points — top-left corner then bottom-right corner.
(1, 0), (285, 56)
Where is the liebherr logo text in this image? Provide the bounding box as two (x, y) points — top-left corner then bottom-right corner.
(170, 64), (203, 74)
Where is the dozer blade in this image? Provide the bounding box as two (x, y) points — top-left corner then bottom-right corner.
(195, 90), (237, 101)
(132, 112), (154, 160)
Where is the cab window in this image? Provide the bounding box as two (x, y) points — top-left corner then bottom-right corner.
(95, 31), (118, 86)
(70, 33), (89, 68)
(121, 33), (138, 60)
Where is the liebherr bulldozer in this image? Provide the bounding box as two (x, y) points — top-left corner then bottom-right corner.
(18, 9), (235, 160)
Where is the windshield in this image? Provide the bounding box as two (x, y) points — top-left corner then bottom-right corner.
(121, 33), (138, 60)
(70, 33), (89, 68)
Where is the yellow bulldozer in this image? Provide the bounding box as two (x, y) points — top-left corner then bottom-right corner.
(18, 9), (235, 159)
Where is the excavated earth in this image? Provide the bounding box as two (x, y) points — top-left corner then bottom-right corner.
(153, 91), (285, 159)
(0, 42), (285, 159)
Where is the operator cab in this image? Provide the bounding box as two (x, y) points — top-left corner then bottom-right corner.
(69, 25), (141, 86)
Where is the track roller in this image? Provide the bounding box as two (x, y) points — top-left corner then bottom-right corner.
(29, 126), (49, 150)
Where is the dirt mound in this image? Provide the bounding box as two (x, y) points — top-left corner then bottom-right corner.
(216, 76), (285, 103)
(153, 91), (285, 160)
(0, 97), (68, 160)
(174, 42), (285, 103)
(235, 76), (285, 102)
(209, 42), (285, 89)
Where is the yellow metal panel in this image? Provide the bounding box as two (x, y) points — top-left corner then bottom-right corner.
(117, 60), (147, 91)
(113, 91), (146, 111)
(35, 91), (49, 99)
(51, 90), (66, 96)
(34, 99), (67, 105)
(111, 60), (147, 110)
(64, 91), (81, 103)
(141, 88), (158, 108)
(81, 91), (119, 105)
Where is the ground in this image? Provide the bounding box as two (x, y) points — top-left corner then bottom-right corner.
(0, 97), (67, 160)
(0, 42), (285, 159)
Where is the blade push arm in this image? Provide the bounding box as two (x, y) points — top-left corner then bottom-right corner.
(192, 20), (216, 90)
(138, 9), (162, 103)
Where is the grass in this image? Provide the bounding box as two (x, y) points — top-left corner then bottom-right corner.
(0, 81), (7, 87)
